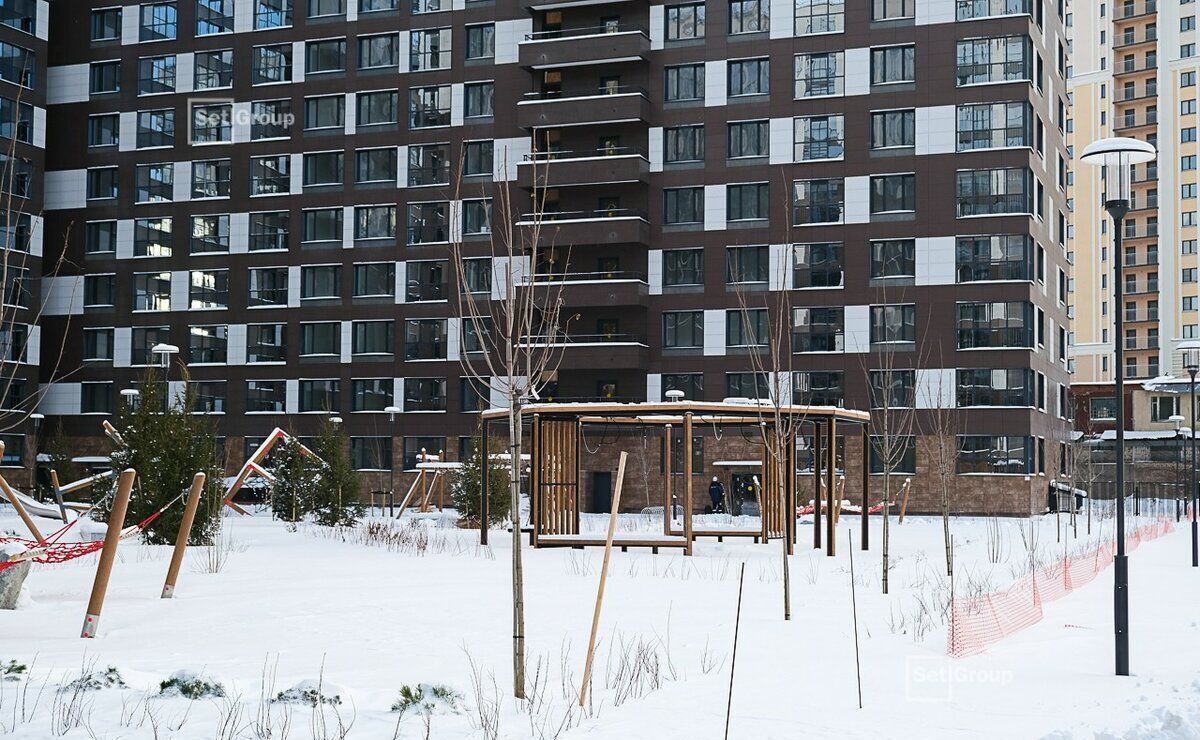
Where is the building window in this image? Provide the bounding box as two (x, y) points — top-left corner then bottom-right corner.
(134, 217), (172, 257)
(133, 272), (172, 311)
(957, 101), (1032, 150)
(727, 183), (769, 220)
(352, 320), (394, 355)
(354, 205), (396, 240)
(870, 239), (915, 281)
(872, 0), (914, 20)
(664, 187), (704, 224)
(870, 109), (915, 149)
(301, 265), (341, 299)
(87, 113), (119, 147)
(409, 85), (451, 128)
(792, 307), (844, 351)
(352, 379), (393, 412)
(665, 64), (705, 102)
(726, 245), (768, 283)
(354, 262), (395, 297)
(957, 0), (1030, 20)
(250, 155), (290, 196)
(957, 368), (1032, 406)
(956, 234), (1033, 281)
(792, 178), (844, 224)
(409, 28), (451, 71)
(191, 214), (230, 254)
(303, 152), (344, 186)
(253, 44), (292, 84)
(795, 0), (843, 34)
(135, 163), (173, 203)
(406, 202), (449, 244)
(354, 90), (399, 128)
(189, 325), (228, 364)
(664, 248), (704, 286)
(727, 120), (768, 158)
(463, 200), (491, 235)
(191, 103), (232, 143)
(83, 328), (115, 362)
(663, 311), (704, 349)
(870, 436), (916, 474)
(300, 323), (340, 355)
(304, 95), (345, 129)
(793, 242), (843, 288)
(357, 147), (398, 182)
(666, 2), (705, 39)
(192, 158), (232, 198)
(246, 380), (286, 412)
(137, 55), (175, 95)
(306, 38), (346, 73)
(299, 379), (339, 412)
(663, 373), (704, 400)
(140, 2), (178, 41)
(131, 326), (169, 365)
(250, 212), (289, 251)
(85, 221), (118, 254)
(84, 275), (116, 307)
(194, 49), (233, 88)
(794, 51), (844, 97)
(665, 125), (705, 162)
(465, 24), (495, 59)
(136, 110), (175, 148)
(870, 174), (916, 214)
(871, 45), (915, 85)
(957, 435), (1032, 474)
(252, 100), (292, 139)
(728, 0), (768, 33)
(359, 33), (397, 68)
(956, 35), (1032, 86)
(189, 270), (229, 309)
(405, 260), (446, 302)
(794, 371), (843, 406)
(196, 0), (233, 34)
(248, 268), (288, 306)
(464, 82), (494, 118)
(728, 58), (769, 95)
(351, 438), (392, 470)
(794, 114), (844, 160)
(1151, 395), (1179, 422)
(403, 378), (446, 411)
(463, 141), (492, 176)
(870, 304), (916, 344)
(91, 7), (122, 40)
(956, 168), (1033, 216)
(405, 319), (447, 360)
(868, 369), (915, 408)
(302, 207), (345, 242)
(247, 324), (286, 363)
(81, 384), (113, 414)
(726, 372), (769, 399)
(403, 437), (445, 470)
(956, 301), (1033, 348)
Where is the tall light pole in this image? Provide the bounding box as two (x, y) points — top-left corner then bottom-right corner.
(384, 405), (401, 511)
(1183, 342), (1200, 568)
(1081, 136), (1157, 678)
(1170, 413), (1186, 523)
(152, 342), (180, 408)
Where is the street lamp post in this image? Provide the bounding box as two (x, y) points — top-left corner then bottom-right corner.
(1081, 136), (1157, 678)
(384, 405), (400, 516)
(1170, 413), (1186, 522)
(1183, 342), (1200, 568)
(151, 343), (180, 407)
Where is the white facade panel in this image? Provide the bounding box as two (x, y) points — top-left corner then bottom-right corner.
(704, 60), (726, 107)
(285, 379), (299, 414)
(450, 82), (465, 126)
(39, 383), (81, 416)
(31, 107), (45, 148)
(915, 236), (956, 285)
(114, 327), (132, 367)
(44, 170), (86, 211)
(843, 175), (870, 224)
(648, 126), (663, 172)
(703, 184), (726, 231)
(230, 212), (250, 253)
(915, 0), (956, 25)
(648, 249), (663, 295)
(287, 265), (301, 308)
(703, 309), (726, 356)
(170, 271), (188, 311)
(340, 321), (352, 363)
(41, 275), (84, 316)
(649, 6), (664, 48)
(493, 137), (530, 181)
(844, 48), (871, 96)
(118, 111), (137, 152)
(496, 19), (532, 64)
(768, 117), (793, 165)
(175, 53), (194, 94)
(446, 317), (461, 361)
(46, 64), (89, 104)
(915, 105), (956, 156)
(844, 305), (870, 353)
(172, 161), (192, 202)
(227, 324), (247, 365)
(769, 243), (792, 291)
(915, 368), (955, 409)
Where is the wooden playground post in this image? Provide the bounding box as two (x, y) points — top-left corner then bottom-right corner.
(683, 412), (694, 555)
(81, 468), (136, 638)
(578, 451), (627, 707)
(161, 472), (207, 598)
(663, 424), (673, 535)
(898, 477), (913, 523)
(826, 417), (837, 557)
(813, 421), (823, 550)
(861, 425), (870, 551)
(0, 441), (44, 543)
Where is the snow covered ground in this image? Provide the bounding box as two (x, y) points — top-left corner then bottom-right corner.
(0, 502), (1198, 739)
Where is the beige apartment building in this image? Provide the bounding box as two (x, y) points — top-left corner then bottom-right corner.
(1069, 0), (1200, 383)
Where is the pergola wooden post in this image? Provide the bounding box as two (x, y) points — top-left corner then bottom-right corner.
(81, 469), (136, 638)
(861, 424), (870, 551)
(826, 416), (837, 557)
(813, 421), (823, 550)
(683, 412), (694, 556)
(479, 418), (489, 545)
(161, 472), (206, 598)
(663, 424), (673, 534)
(530, 414), (540, 546)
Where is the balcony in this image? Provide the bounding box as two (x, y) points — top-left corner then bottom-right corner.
(1124, 310), (1159, 323)
(521, 0), (641, 11)
(517, 271), (649, 308)
(1117, 1), (1157, 20)
(518, 208), (651, 247)
(523, 332), (648, 370)
(519, 26), (650, 69)
(517, 86), (651, 129)
(516, 147), (649, 188)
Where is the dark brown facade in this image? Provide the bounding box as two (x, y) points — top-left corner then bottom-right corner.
(32, 0), (1072, 514)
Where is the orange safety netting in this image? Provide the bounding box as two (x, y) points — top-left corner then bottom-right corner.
(947, 517), (1177, 658)
(0, 498), (176, 572)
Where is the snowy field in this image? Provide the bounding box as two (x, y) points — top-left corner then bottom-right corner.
(0, 502), (1198, 739)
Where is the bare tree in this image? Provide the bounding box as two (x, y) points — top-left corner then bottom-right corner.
(450, 148), (570, 699)
(919, 343), (957, 577)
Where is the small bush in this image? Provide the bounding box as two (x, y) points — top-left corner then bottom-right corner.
(391, 683), (462, 716)
(1, 659), (26, 681)
(159, 671), (226, 699)
(450, 429), (510, 528)
(273, 679), (342, 707)
(63, 666), (126, 692)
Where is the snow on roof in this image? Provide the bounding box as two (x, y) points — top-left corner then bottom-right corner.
(1096, 429), (1193, 440)
(712, 460), (761, 467)
(71, 456), (112, 464)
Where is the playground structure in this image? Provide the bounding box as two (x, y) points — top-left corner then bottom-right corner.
(395, 448), (459, 514)
(478, 401), (872, 556)
(221, 427), (320, 515)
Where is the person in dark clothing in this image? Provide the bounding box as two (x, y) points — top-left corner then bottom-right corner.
(709, 476), (725, 513)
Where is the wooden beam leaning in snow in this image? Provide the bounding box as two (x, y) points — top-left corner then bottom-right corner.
(81, 468), (136, 638)
(897, 477), (913, 523)
(223, 428), (319, 514)
(161, 472), (207, 599)
(578, 450), (628, 707)
(0, 441), (44, 543)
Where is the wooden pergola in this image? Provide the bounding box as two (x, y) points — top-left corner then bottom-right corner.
(479, 401), (871, 556)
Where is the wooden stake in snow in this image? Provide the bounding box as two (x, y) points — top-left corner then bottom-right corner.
(161, 472), (207, 598)
(725, 561), (747, 740)
(81, 468), (136, 638)
(578, 450), (628, 707)
(847, 530), (863, 709)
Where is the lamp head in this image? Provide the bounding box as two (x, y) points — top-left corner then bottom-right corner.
(1181, 340), (1200, 373)
(1080, 137), (1156, 207)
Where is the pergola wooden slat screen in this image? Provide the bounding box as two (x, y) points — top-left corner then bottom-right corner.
(760, 430), (797, 552)
(532, 417), (581, 541)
